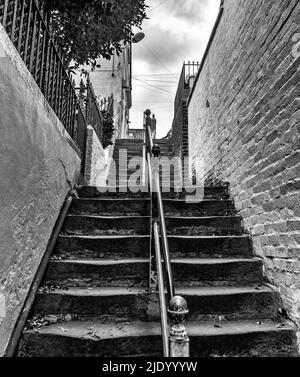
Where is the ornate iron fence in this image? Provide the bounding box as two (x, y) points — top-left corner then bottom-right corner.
(0, 0), (88, 156)
(77, 75), (114, 146)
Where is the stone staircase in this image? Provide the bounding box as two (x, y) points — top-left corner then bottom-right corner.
(17, 139), (297, 357)
(107, 138), (181, 188)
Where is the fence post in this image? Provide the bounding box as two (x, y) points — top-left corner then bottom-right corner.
(168, 296), (190, 357)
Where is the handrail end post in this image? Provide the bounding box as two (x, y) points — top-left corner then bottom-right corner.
(169, 334), (190, 358)
(168, 296), (190, 358)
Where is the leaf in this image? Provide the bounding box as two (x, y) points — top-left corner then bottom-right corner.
(42, 0), (148, 64)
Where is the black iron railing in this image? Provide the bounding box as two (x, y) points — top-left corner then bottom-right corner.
(174, 61), (200, 113)
(77, 75), (114, 146)
(99, 93), (114, 114)
(77, 75), (103, 145)
(0, 0), (89, 156)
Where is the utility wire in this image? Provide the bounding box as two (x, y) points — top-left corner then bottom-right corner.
(134, 84), (174, 97)
(141, 41), (172, 74)
(133, 73), (179, 77)
(148, 0), (169, 13)
(136, 79), (178, 83)
(134, 78), (175, 95)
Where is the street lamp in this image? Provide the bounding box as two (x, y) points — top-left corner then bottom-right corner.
(132, 32), (145, 44)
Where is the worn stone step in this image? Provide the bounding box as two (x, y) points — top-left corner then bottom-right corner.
(172, 258), (264, 287)
(76, 186), (229, 199)
(62, 215), (242, 236)
(107, 170), (178, 176)
(30, 285), (279, 323)
(18, 320), (297, 357)
(69, 199), (150, 216)
(55, 234), (252, 259)
(62, 215), (150, 235)
(165, 216), (244, 236)
(111, 154), (143, 160)
(112, 154), (143, 159)
(55, 235), (150, 259)
(69, 199), (235, 217)
(168, 235), (252, 258)
(116, 139), (143, 143)
(44, 259), (149, 288)
(44, 258), (262, 288)
(30, 287), (154, 322)
(113, 147), (143, 153)
(179, 285), (279, 321)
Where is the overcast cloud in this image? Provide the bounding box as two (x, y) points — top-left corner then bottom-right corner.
(131, 0), (220, 138)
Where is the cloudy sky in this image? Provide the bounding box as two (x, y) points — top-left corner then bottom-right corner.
(131, 0), (220, 138)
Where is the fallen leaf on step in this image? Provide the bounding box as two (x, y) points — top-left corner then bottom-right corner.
(44, 315), (59, 324)
(64, 314), (72, 322)
(58, 327), (67, 332)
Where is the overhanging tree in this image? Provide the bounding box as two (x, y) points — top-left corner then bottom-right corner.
(39, 0), (148, 65)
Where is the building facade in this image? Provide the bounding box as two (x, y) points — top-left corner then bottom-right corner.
(87, 45), (132, 140)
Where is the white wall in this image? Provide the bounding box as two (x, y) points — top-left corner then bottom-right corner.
(0, 24), (81, 355)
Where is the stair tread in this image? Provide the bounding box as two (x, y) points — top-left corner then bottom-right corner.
(39, 287), (145, 296)
(66, 214), (150, 219)
(172, 257), (260, 264)
(38, 285), (276, 297)
(72, 198), (233, 203)
(51, 257), (258, 265)
(23, 319), (295, 339)
(66, 214), (240, 219)
(50, 258), (149, 266)
(58, 234), (250, 240)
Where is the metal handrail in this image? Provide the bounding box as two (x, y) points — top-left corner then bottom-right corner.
(144, 109), (176, 357)
(153, 221), (169, 357)
(144, 109), (189, 357)
(145, 110), (174, 302)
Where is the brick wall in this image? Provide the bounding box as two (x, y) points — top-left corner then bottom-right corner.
(189, 0), (300, 327)
(84, 126), (108, 186)
(172, 101), (189, 160)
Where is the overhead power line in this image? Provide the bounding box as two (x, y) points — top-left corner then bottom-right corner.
(141, 41), (172, 74)
(133, 73), (179, 77)
(134, 78), (175, 95)
(134, 84), (174, 97)
(148, 0), (169, 13)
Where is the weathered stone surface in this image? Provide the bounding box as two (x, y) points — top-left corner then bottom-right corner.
(0, 24), (81, 355)
(44, 259), (149, 288)
(172, 258), (264, 287)
(76, 185), (229, 199)
(18, 320), (297, 357)
(16, 139), (298, 356)
(30, 286), (280, 323)
(69, 198), (235, 217)
(55, 234), (252, 259)
(63, 215), (151, 235)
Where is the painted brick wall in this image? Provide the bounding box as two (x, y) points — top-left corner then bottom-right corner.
(84, 126), (108, 187)
(189, 0), (300, 327)
(0, 24), (81, 354)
